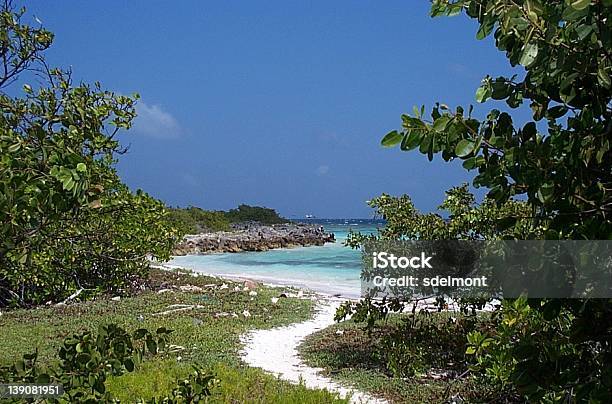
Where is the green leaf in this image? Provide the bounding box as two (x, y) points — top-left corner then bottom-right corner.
(522, 122), (537, 139)
(455, 139), (475, 157)
(62, 178), (75, 191)
(146, 337), (157, 354)
(419, 133), (433, 154)
(491, 80), (511, 100)
(575, 24), (593, 40)
(489, 136), (504, 147)
(475, 85), (491, 103)
(381, 130), (403, 147)
(546, 105), (568, 119)
(462, 157), (477, 170)
(76, 162), (87, 172)
(37, 374), (51, 384)
(124, 357), (135, 372)
(537, 182), (555, 203)
(567, 0), (591, 10)
(401, 130), (424, 151)
(432, 116), (451, 132)
(562, 4), (588, 19)
(530, 101), (548, 121)
(427, 134), (435, 161)
(476, 17), (495, 40)
(446, 4), (462, 16)
(519, 43), (538, 67)
(597, 67), (611, 89)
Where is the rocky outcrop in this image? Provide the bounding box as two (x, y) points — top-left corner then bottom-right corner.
(173, 223), (335, 255)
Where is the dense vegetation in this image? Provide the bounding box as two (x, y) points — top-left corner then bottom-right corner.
(167, 207), (231, 233)
(338, 187), (530, 401)
(301, 311), (501, 403)
(0, 322), (217, 403)
(225, 204), (288, 225)
(0, 268), (345, 403)
(340, 0), (612, 402)
(0, 2), (179, 307)
(167, 204), (288, 234)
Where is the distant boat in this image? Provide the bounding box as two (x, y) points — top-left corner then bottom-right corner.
(305, 214), (315, 219)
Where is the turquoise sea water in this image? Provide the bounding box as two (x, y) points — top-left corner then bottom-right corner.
(168, 219), (383, 298)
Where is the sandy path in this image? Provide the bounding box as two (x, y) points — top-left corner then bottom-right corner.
(240, 300), (388, 404)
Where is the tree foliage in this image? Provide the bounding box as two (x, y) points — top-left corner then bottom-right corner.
(347, 184), (534, 249)
(353, 0), (612, 401)
(383, 0), (611, 239)
(167, 206), (231, 234)
(339, 185), (532, 325)
(167, 204), (288, 235)
(0, 2), (180, 306)
(224, 204), (288, 225)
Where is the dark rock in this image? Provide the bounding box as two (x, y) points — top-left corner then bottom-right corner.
(173, 223), (335, 255)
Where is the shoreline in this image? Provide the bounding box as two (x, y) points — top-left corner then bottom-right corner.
(151, 263), (493, 403)
(165, 239), (364, 299)
(153, 262), (361, 300)
(153, 263), (389, 402)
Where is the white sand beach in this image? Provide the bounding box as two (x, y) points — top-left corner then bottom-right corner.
(240, 299), (388, 404)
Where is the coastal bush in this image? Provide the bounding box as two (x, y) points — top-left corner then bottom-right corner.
(224, 204), (288, 225)
(466, 296), (612, 402)
(167, 206), (231, 233)
(348, 0), (612, 402)
(0, 2), (180, 306)
(168, 203), (288, 234)
(383, 0), (611, 238)
(0, 324), (218, 402)
(340, 185), (532, 319)
(380, 310), (481, 379)
(300, 313), (502, 403)
(346, 184), (534, 248)
(0, 268), (339, 403)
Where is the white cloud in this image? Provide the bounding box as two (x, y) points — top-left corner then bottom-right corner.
(181, 173), (201, 187)
(316, 165), (329, 176)
(132, 101), (181, 138)
(317, 131), (348, 147)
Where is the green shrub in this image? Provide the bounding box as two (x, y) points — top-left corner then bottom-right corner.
(224, 204), (287, 225)
(0, 3), (180, 307)
(466, 296), (612, 403)
(0, 324), (217, 403)
(167, 207), (231, 233)
(167, 204), (288, 234)
(379, 310), (480, 379)
(350, 0), (612, 401)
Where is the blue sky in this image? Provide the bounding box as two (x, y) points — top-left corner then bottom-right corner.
(27, 1), (529, 218)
